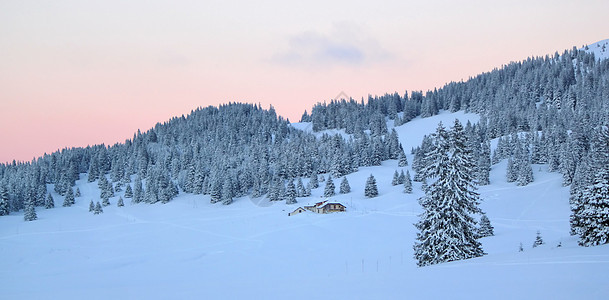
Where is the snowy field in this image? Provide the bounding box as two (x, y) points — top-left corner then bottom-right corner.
(1, 111), (608, 299)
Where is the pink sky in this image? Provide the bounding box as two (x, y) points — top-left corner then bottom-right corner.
(1, 0), (608, 163)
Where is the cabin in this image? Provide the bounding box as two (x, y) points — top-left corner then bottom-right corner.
(304, 201), (346, 214)
(288, 207), (307, 216)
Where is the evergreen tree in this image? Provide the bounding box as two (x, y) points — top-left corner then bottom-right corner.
(398, 170), (406, 184)
(45, 193), (55, 209)
(532, 230), (544, 247)
(324, 175), (335, 198)
(94, 202), (103, 214)
(124, 184), (133, 198)
(102, 194), (110, 207)
(285, 179), (297, 204)
(340, 177), (351, 194)
(364, 174), (378, 198)
(63, 188), (75, 207)
(117, 196), (124, 207)
(391, 171), (400, 186)
(0, 185), (10, 216)
(210, 176), (223, 204)
(403, 170), (413, 194)
(506, 158), (517, 183)
(309, 172), (319, 189)
(577, 126), (609, 246)
(296, 178), (306, 197)
(89, 200), (95, 212)
(222, 177), (233, 205)
(398, 148), (409, 167)
(413, 121), (484, 267)
(132, 178), (143, 204)
(75, 187), (81, 198)
(23, 199), (37, 221)
(477, 213), (494, 238)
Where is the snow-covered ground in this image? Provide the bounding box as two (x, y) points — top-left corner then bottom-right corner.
(1, 111), (608, 299)
(582, 39), (609, 60)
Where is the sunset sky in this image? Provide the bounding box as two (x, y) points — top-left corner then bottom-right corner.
(1, 0), (608, 163)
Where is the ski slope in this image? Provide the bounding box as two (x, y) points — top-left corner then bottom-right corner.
(1, 111), (608, 300)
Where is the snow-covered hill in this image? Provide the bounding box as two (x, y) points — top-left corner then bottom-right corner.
(1, 111), (608, 299)
(582, 39), (609, 60)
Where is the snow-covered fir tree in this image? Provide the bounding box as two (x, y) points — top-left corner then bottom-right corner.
(403, 170), (413, 194)
(23, 198), (37, 221)
(324, 175), (335, 198)
(533, 230), (544, 247)
(398, 149), (408, 167)
(285, 179), (297, 204)
(89, 200), (95, 212)
(0, 185), (10, 216)
(124, 184), (133, 198)
(309, 172), (319, 189)
(398, 170), (406, 185)
(364, 174), (378, 198)
(477, 213), (494, 238)
(391, 171), (400, 186)
(296, 178), (306, 197)
(75, 187), (81, 198)
(63, 188), (75, 207)
(94, 202), (103, 214)
(132, 178), (143, 204)
(45, 193), (54, 209)
(413, 121), (484, 267)
(117, 196), (124, 207)
(340, 176), (351, 194)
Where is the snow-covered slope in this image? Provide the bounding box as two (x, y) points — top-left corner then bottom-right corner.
(1, 111), (608, 299)
(582, 39), (609, 60)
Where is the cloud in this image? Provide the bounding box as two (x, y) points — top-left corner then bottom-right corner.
(271, 23), (393, 68)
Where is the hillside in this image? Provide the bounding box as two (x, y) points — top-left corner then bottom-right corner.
(1, 111), (608, 299)
(583, 39), (609, 60)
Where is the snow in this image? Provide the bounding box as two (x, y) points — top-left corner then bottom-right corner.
(581, 39), (609, 60)
(1, 111), (608, 299)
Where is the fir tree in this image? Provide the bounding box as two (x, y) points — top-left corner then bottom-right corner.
(364, 174), (378, 198)
(285, 179), (297, 204)
(532, 230), (544, 247)
(75, 187), (81, 198)
(0, 185), (10, 216)
(222, 177), (233, 205)
(132, 178), (143, 204)
(63, 188), (75, 207)
(340, 176), (351, 194)
(391, 171), (400, 186)
(102, 195), (110, 207)
(94, 202), (103, 214)
(309, 172), (319, 189)
(324, 175), (335, 198)
(117, 196), (124, 207)
(403, 170), (413, 194)
(45, 193), (55, 209)
(506, 158), (517, 183)
(124, 184), (133, 198)
(296, 178), (306, 197)
(477, 213), (494, 238)
(23, 199), (37, 221)
(398, 149), (409, 167)
(413, 121), (484, 267)
(89, 200), (95, 212)
(398, 170), (406, 184)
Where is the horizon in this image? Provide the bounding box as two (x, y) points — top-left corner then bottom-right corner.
(2, 0), (608, 163)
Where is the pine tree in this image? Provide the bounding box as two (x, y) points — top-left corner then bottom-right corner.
(577, 126), (609, 246)
(63, 188), (75, 207)
(102, 194), (110, 207)
(309, 172), (319, 189)
(413, 121), (484, 267)
(506, 158), (517, 183)
(117, 196), (124, 207)
(285, 179), (297, 204)
(132, 178), (143, 204)
(222, 177), (233, 205)
(324, 175), (335, 198)
(403, 170), (413, 194)
(364, 174), (378, 198)
(398, 170), (406, 184)
(391, 171), (400, 186)
(296, 178), (306, 197)
(45, 193), (55, 209)
(89, 200), (95, 212)
(532, 230), (544, 247)
(23, 199), (37, 221)
(75, 187), (81, 198)
(340, 177), (351, 194)
(124, 184), (133, 198)
(0, 185), (10, 216)
(477, 213), (494, 237)
(398, 148), (409, 167)
(94, 202), (103, 214)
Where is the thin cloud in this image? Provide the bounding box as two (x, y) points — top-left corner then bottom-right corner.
(271, 23), (393, 68)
